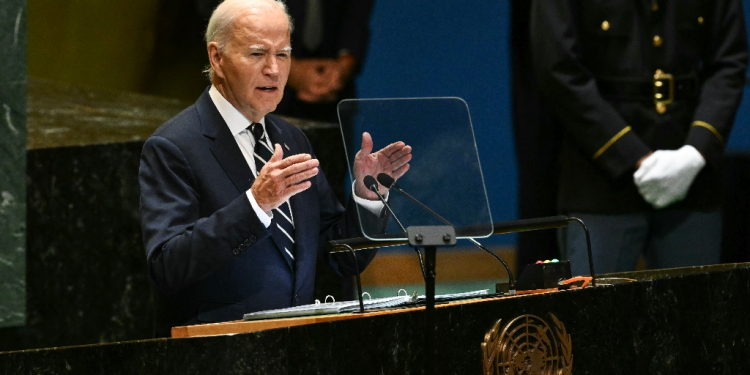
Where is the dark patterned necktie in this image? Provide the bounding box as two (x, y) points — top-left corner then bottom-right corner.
(250, 123), (296, 266)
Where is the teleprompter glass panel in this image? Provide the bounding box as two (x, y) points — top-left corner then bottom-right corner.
(337, 98), (493, 240)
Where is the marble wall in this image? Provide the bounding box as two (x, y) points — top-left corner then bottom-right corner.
(0, 0), (27, 329)
(22, 142), (152, 348)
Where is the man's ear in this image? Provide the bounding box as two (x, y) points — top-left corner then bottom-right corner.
(207, 42), (224, 79)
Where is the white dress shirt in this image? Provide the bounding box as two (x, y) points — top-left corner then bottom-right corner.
(207, 86), (383, 228)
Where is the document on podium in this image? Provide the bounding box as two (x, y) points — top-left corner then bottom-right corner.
(417, 289), (489, 302)
(243, 295), (414, 321)
(242, 290), (490, 321)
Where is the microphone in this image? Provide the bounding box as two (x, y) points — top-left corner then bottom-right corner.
(363, 175), (405, 232)
(376, 173), (396, 188)
(363, 175), (426, 280)
(377, 173), (451, 225)
(376, 173), (516, 290)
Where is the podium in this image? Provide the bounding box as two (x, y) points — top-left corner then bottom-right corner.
(2, 263), (750, 374)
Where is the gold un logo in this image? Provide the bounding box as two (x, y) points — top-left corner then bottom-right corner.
(481, 314), (572, 375)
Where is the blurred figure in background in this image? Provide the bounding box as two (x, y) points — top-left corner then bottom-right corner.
(277, 0), (375, 123)
(531, 0), (748, 275)
(510, 0), (562, 270)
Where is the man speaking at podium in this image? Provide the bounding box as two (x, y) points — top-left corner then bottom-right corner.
(139, 0), (411, 329)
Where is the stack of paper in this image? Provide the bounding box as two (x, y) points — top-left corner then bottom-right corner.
(243, 295), (414, 321)
(242, 289), (490, 321)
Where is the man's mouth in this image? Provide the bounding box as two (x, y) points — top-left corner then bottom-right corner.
(257, 86), (277, 92)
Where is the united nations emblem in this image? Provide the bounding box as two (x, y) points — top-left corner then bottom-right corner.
(481, 314), (572, 375)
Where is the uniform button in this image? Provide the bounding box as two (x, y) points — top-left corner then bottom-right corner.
(232, 248), (240, 256)
(698, 16), (704, 25)
(243, 239), (250, 247)
(294, 295), (299, 303)
(653, 35), (663, 47)
(656, 103), (667, 114)
(652, 3), (658, 11)
(601, 20), (610, 31)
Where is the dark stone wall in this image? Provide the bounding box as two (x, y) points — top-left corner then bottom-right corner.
(0, 0), (27, 329)
(4, 143), (153, 349)
(1, 264), (750, 374)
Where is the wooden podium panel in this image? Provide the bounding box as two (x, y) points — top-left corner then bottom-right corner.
(170, 307), (423, 338)
(170, 295), (521, 338)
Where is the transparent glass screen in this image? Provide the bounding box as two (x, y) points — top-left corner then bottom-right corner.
(338, 98), (493, 240)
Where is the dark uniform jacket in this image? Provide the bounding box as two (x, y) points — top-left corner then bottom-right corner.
(531, 0), (748, 214)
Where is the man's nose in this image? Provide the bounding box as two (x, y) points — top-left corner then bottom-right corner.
(263, 55), (279, 76)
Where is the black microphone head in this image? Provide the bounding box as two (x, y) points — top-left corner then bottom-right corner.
(363, 175), (378, 191)
(376, 173), (396, 189)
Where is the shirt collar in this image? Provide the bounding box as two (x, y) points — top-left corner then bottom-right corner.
(208, 85), (266, 136)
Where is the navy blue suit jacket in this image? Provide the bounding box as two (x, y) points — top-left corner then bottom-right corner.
(139, 89), (377, 326)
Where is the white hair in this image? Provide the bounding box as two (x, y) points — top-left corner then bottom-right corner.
(204, 0), (294, 80)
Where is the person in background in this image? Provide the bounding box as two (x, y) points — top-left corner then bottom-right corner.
(277, 0), (374, 123)
(531, 0), (748, 275)
(510, 0), (562, 270)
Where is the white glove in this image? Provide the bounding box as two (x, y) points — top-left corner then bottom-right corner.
(633, 145), (706, 209)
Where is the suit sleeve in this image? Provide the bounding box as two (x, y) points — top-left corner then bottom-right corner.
(686, 0), (748, 168)
(530, 0), (651, 180)
(139, 136), (270, 295)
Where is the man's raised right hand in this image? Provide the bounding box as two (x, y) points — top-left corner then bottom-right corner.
(251, 144), (319, 213)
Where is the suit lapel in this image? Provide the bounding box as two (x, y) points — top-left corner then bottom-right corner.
(198, 93), (312, 276)
(197, 102), (320, 279)
(196, 90), (254, 193)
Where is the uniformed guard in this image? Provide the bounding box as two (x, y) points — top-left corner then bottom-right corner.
(530, 0), (748, 275)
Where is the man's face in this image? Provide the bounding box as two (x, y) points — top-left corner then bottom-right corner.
(210, 5), (291, 122)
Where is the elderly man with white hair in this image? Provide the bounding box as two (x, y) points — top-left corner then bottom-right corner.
(139, 0), (411, 330)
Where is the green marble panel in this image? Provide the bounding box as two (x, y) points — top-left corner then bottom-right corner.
(0, 0), (27, 328)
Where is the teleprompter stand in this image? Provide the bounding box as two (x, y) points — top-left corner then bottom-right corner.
(406, 225), (457, 311)
(405, 225), (456, 374)
(328, 216), (597, 313)
(329, 225), (457, 375)
(329, 217), (595, 375)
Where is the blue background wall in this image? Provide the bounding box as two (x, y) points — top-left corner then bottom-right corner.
(357, 0), (750, 247)
(357, 0), (513, 245)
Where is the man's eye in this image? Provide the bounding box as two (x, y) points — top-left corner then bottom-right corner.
(277, 53), (289, 59)
(250, 52), (263, 57)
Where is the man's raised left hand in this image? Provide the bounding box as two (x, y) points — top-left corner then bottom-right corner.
(353, 132), (412, 200)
